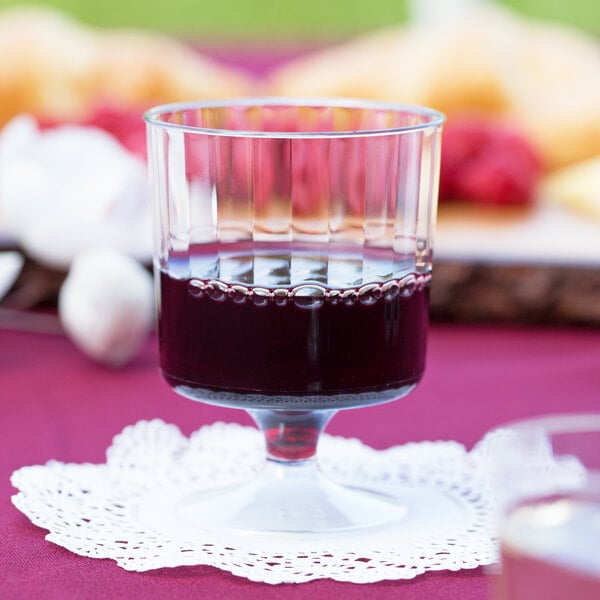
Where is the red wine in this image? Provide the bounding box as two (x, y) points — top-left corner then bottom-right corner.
(158, 246), (429, 410)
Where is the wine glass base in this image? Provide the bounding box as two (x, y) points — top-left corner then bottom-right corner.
(136, 455), (472, 543)
(177, 461), (406, 533)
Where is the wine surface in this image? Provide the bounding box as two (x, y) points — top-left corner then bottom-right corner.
(158, 243), (429, 409)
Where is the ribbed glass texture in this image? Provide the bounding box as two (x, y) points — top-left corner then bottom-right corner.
(146, 99), (444, 290)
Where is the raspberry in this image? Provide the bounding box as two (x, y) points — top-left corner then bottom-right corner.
(440, 117), (541, 206)
(39, 103), (148, 160)
(457, 151), (539, 206)
(83, 103), (147, 160)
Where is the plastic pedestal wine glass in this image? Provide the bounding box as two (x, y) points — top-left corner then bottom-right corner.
(145, 98), (444, 534)
(489, 414), (600, 600)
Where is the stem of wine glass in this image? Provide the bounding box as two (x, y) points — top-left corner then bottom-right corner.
(249, 409), (336, 463)
(228, 407), (406, 533)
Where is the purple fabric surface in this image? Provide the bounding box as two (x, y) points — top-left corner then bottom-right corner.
(2, 323), (599, 599)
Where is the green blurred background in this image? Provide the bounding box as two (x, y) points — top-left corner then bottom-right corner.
(0, 0), (598, 38)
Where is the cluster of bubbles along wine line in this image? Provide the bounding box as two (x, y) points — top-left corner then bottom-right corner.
(186, 273), (431, 309)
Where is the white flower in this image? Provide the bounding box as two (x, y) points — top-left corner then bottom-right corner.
(0, 115), (152, 269)
(0, 250), (24, 300)
(58, 248), (154, 367)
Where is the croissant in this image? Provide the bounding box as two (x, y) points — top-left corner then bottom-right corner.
(267, 5), (600, 171)
(0, 6), (252, 125)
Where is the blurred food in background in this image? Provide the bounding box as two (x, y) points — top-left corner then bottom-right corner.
(268, 3), (600, 183)
(0, 5), (252, 364)
(0, 6), (252, 127)
(0, 0), (598, 359)
(268, 2), (600, 324)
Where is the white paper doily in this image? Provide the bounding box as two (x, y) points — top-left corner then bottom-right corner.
(11, 420), (497, 584)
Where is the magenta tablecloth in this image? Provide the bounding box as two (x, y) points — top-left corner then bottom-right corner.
(2, 323), (599, 599)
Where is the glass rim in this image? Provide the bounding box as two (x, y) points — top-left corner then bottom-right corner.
(493, 413), (600, 437)
(144, 97), (446, 139)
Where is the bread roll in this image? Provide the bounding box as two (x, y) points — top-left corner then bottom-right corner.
(267, 5), (600, 171)
(0, 7), (252, 125)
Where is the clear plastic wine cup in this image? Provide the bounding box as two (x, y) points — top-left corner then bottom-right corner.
(145, 98), (445, 534)
(487, 414), (600, 600)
